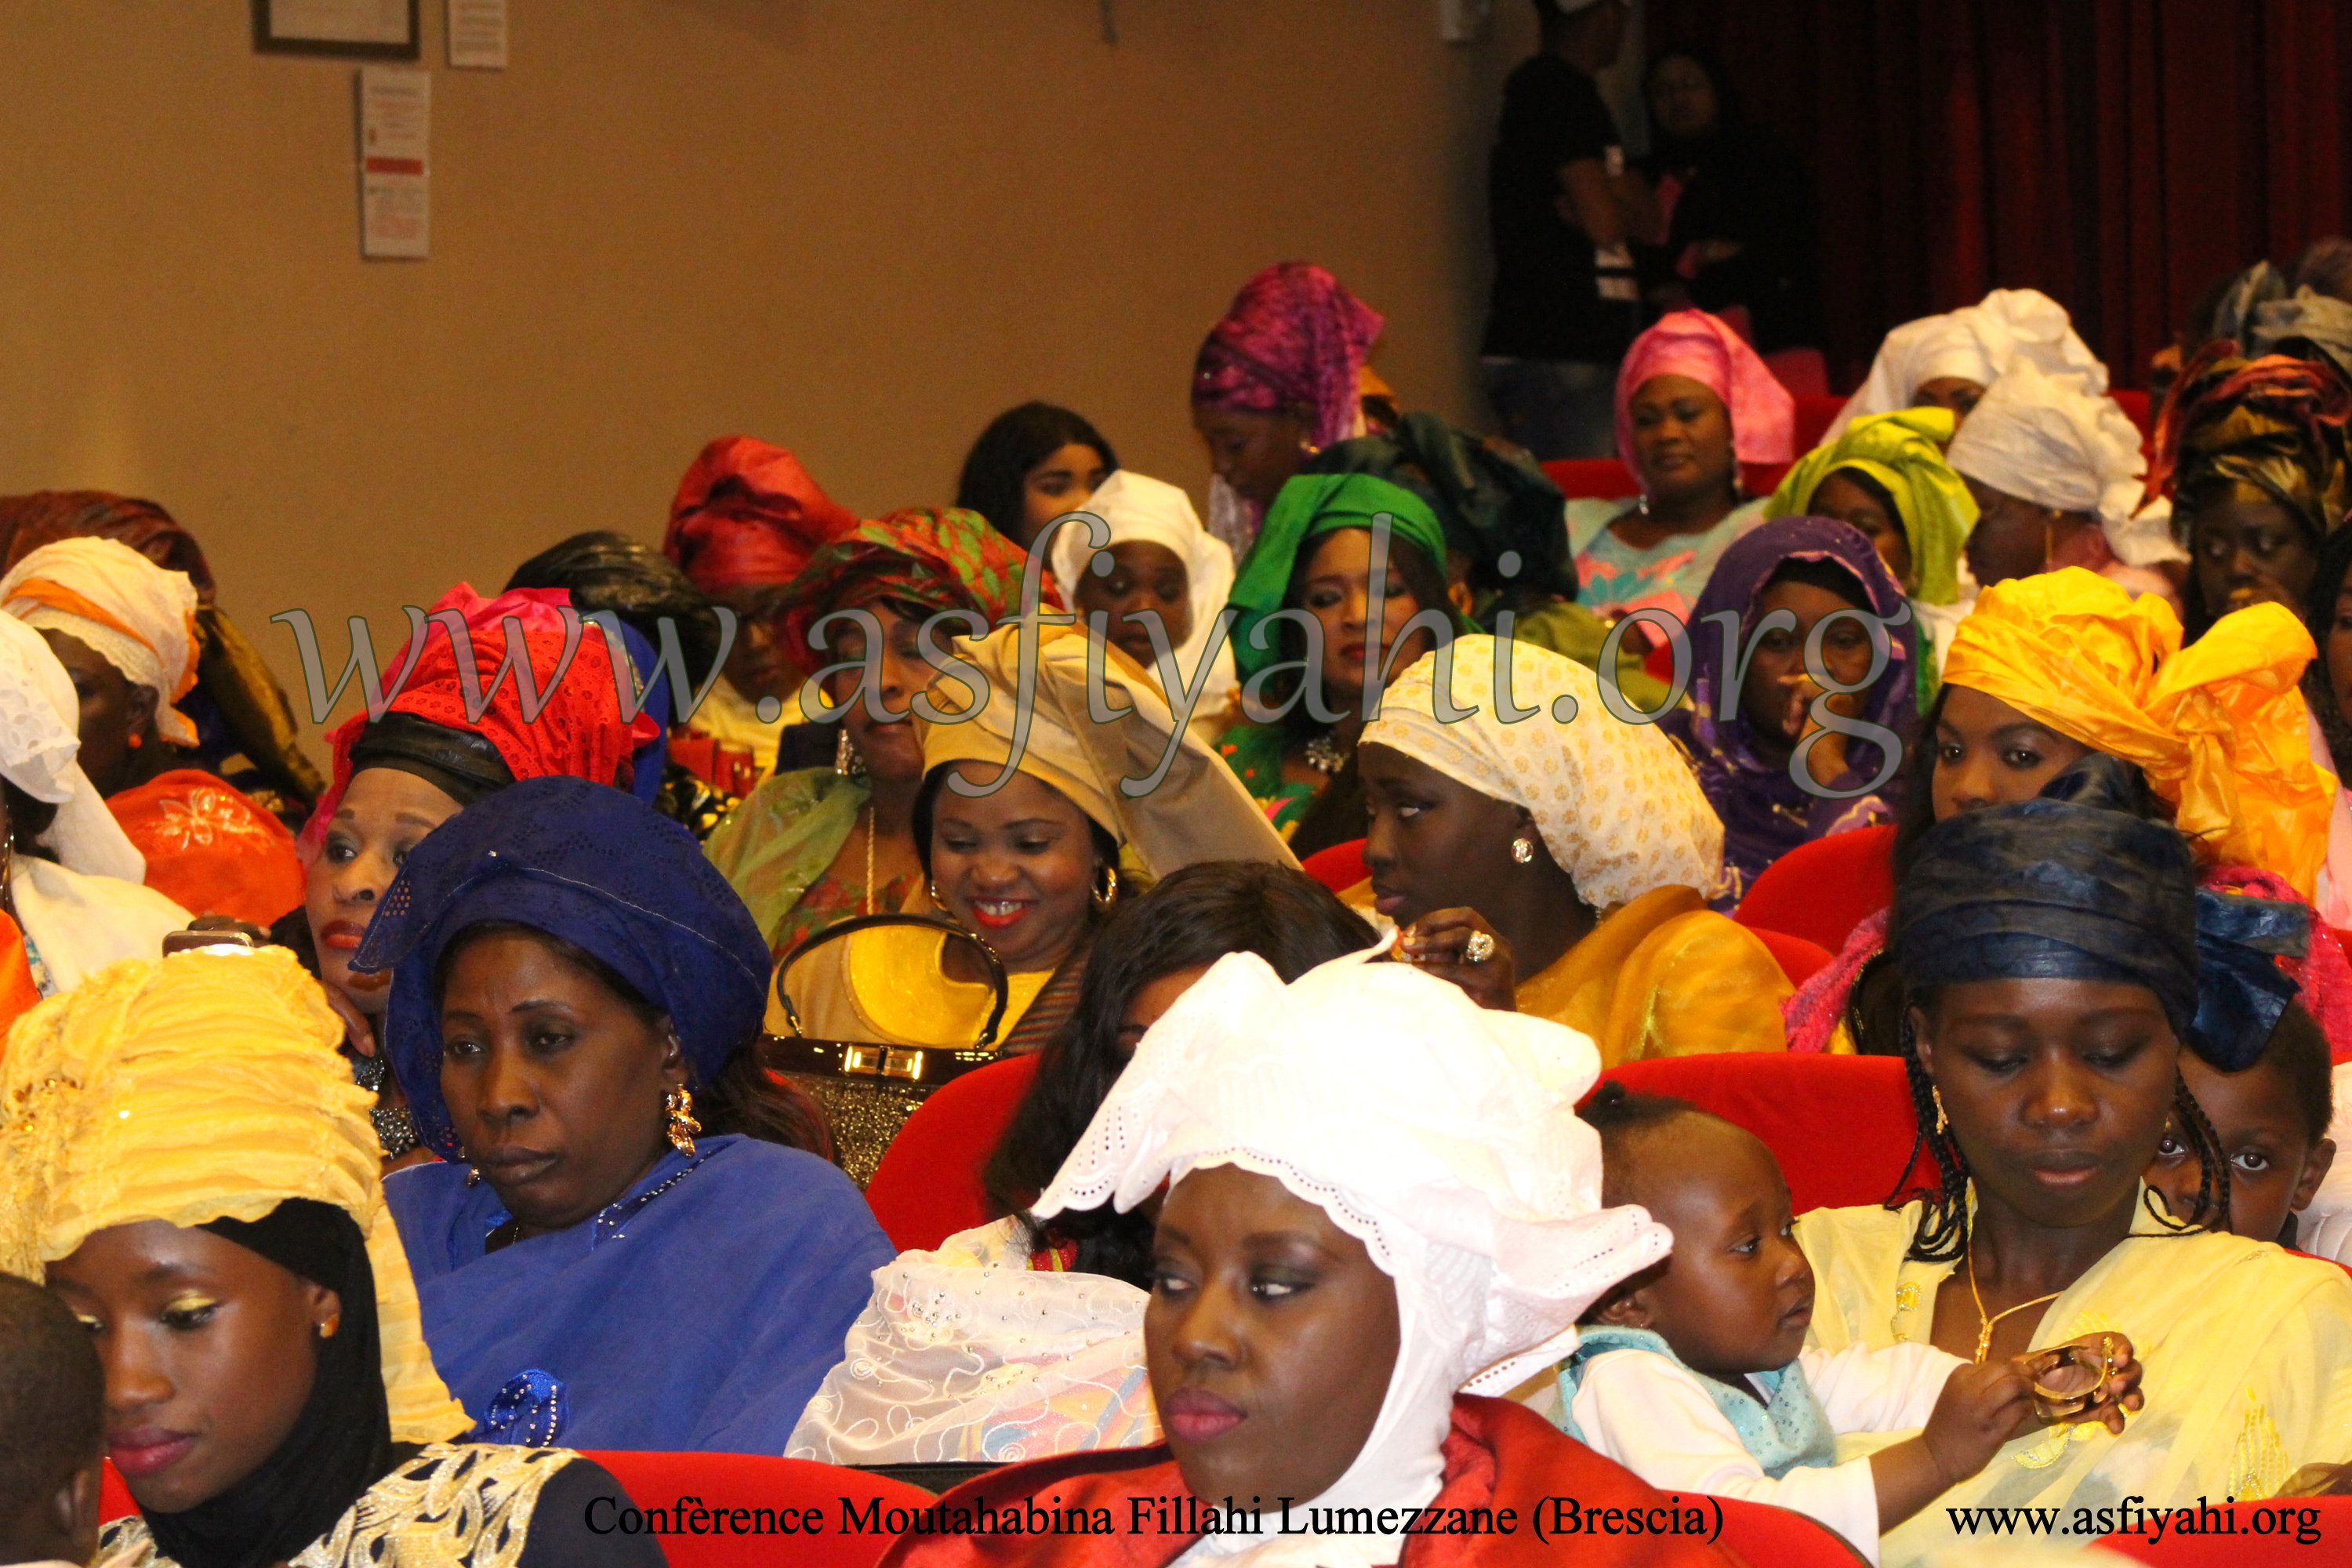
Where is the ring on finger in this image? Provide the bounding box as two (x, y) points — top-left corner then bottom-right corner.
(1463, 931), (1497, 965)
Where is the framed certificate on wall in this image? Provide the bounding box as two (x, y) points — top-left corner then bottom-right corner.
(253, 0), (421, 60)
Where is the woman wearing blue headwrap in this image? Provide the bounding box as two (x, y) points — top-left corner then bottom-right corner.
(366, 776), (892, 1453)
(1794, 764), (2352, 1565)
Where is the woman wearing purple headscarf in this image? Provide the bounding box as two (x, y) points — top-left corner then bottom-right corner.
(1660, 516), (1918, 910)
(1190, 262), (1387, 555)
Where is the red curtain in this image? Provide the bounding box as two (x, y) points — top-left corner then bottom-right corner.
(1645, 0), (2352, 389)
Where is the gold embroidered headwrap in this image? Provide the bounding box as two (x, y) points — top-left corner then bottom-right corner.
(0, 947), (468, 1442)
(1941, 567), (2336, 895)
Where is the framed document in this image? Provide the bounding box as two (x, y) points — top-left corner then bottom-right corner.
(253, 0), (421, 60)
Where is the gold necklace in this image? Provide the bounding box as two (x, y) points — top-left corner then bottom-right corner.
(862, 804), (876, 916)
(1965, 1219), (2064, 1363)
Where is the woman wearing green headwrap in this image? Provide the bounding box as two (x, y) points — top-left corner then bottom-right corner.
(1214, 474), (1469, 838)
(1766, 408), (1980, 702)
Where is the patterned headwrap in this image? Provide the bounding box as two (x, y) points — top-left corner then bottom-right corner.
(1190, 262), (1385, 448)
(2151, 348), (2352, 546)
(1894, 763), (2303, 1071)
(0, 947), (468, 1441)
(1658, 517), (1918, 906)
(353, 777), (772, 1163)
(1940, 568), (2335, 895)
(1767, 408), (1977, 605)
(0, 491), (325, 807)
(1362, 637), (1723, 909)
(775, 507), (1043, 681)
(1614, 309), (1796, 486)
(662, 436), (861, 597)
(1226, 473), (1468, 683)
(0, 536), (203, 746)
(299, 584), (659, 855)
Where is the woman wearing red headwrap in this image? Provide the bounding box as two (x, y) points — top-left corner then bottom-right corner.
(662, 436), (860, 781)
(290, 584), (656, 1165)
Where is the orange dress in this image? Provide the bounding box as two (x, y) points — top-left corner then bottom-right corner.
(108, 768), (305, 926)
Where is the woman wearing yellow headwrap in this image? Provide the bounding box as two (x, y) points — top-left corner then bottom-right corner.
(1766, 408), (1980, 701)
(1780, 566), (2336, 1054)
(0, 947), (660, 1568)
(781, 621), (1295, 1064)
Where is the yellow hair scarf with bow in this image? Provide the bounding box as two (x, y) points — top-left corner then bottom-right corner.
(1940, 567), (2336, 895)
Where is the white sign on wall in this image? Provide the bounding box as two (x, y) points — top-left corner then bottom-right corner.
(358, 67), (431, 259)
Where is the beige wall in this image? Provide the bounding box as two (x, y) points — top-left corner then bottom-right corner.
(0, 0), (1545, 757)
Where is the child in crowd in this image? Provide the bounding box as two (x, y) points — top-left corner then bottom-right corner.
(0, 1276), (103, 1568)
(2147, 1002), (2338, 1247)
(1558, 1087), (2142, 1563)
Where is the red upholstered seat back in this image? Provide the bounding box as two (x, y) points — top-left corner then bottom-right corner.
(1748, 927), (1836, 989)
(2100, 1497), (2352, 1565)
(1300, 837), (1369, 895)
(103, 1453), (937, 1568)
(1592, 1053), (1929, 1214)
(1791, 394), (1846, 452)
(864, 1053), (1040, 1254)
(1734, 824), (1897, 954)
(1717, 1496), (1873, 1566)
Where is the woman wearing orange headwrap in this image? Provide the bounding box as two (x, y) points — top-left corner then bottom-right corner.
(0, 538), (305, 927)
(1779, 567), (2343, 1054)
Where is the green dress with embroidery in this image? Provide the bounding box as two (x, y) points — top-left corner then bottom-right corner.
(703, 766), (918, 960)
(1214, 722), (1325, 837)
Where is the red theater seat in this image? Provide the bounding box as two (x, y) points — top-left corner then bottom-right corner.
(1734, 824), (1896, 955)
(1300, 837), (1369, 895)
(2100, 1496), (2352, 1565)
(1748, 927), (1836, 989)
(1791, 394), (1846, 452)
(864, 1053), (1040, 1254)
(1592, 1053), (1927, 1214)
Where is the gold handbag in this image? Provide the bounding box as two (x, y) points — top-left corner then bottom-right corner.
(772, 913), (1011, 1186)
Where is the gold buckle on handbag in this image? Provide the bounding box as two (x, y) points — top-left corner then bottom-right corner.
(840, 1044), (928, 1081)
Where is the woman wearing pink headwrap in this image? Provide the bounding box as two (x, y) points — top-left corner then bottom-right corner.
(1565, 308), (1795, 622)
(1189, 262), (1387, 556)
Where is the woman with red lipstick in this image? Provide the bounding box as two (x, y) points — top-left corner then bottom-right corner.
(1795, 775), (2352, 1566)
(709, 508), (1033, 961)
(791, 862), (1375, 1465)
(884, 938), (1738, 1568)
(1356, 635), (1787, 1062)
(0, 946), (658, 1568)
(1565, 310), (1794, 624)
(294, 584), (655, 1165)
(789, 622), (1292, 1056)
(371, 778), (887, 1453)
(1214, 474), (1465, 838)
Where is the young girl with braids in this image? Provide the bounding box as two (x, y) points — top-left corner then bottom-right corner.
(1795, 758), (2352, 1567)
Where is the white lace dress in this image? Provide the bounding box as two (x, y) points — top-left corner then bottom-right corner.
(786, 1216), (1158, 1464)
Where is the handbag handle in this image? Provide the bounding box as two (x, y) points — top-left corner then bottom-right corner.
(774, 913), (1013, 1049)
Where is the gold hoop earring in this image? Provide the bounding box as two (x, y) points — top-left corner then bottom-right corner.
(1511, 835), (1536, 866)
(1092, 863), (1120, 910)
(665, 1087), (701, 1156)
(1933, 1086), (1948, 1137)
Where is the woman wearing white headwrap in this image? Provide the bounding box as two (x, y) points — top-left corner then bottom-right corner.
(1352, 635), (1788, 1063)
(1944, 361), (2180, 612)
(0, 612), (188, 999)
(1828, 288), (2106, 439)
(0, 538), (305, 925)
(1047, 469), (1240, 742)
(879, 947), (1737, 1568)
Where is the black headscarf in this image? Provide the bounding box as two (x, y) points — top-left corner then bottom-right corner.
(344, 710), (515, 809)
(143, 1200), (401, 1568)
(1893, 756), (2303, 1069)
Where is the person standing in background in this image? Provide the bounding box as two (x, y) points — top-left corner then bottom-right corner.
(1481, 0), (1653, 460)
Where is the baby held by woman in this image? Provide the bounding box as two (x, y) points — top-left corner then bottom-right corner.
(1559, 1088), (2143, 1562)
